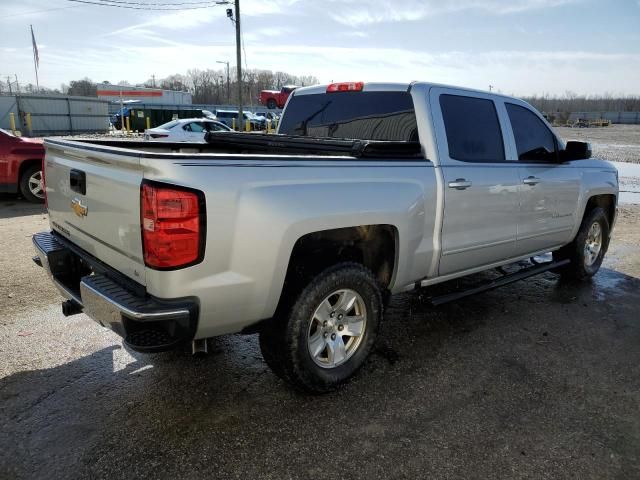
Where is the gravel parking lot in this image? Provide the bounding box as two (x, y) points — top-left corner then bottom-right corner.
(1, 127), (640, 479)
(556, 125), (640, 164)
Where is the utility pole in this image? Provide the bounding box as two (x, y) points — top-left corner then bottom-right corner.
(151, 74), (156, 88)
(216, 60), (230, 105)
(234, 0), (243, 130)
(7, 77), (12, 95)
(489, 84), (494, 92)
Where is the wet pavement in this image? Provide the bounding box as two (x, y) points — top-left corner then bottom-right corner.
(2, 260), (640, 479)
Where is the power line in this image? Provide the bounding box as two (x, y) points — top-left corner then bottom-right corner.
(0, 5), (81, 19)
(65, 0), (229, 11)
(86, 0), (229, 6)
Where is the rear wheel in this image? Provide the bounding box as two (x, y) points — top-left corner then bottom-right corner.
(19, 164), (45, 203)
(259, 263), (383, 393)
(553, 207), (609, 280)
(266, 98), (277, 110)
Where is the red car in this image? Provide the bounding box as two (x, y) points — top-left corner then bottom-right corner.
(0, 128), (45, 203)
(259, 85), (297, 109)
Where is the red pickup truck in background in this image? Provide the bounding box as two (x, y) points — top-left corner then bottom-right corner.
(0, 128), (45, 203)
(259, 85), (297, 109)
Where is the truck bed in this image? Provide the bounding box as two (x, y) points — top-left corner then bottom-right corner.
(50, 133), (422, 159)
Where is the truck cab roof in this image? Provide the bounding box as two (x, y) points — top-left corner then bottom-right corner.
(292, 81), (515, 100)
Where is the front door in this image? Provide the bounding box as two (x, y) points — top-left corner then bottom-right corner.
(431, 88), (520, 276)
(503, 102), (581, 253)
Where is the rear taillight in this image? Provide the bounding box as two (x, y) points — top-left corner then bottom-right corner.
(141, 182), (205, 269)
(326, 82), (364, 93)
(150, 133), (169, 138)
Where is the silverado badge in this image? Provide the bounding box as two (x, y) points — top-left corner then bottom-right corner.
(71, 198), (88, 218)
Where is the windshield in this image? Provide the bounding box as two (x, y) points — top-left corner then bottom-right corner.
(278, 91), (418, 141)
(156, 120), (180, 130)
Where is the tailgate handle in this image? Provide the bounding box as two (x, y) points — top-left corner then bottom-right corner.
(70, 169), (86, 195)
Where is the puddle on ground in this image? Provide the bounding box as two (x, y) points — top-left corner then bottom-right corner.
(590, 268), (636, 301)
(612, 162), (640, 205)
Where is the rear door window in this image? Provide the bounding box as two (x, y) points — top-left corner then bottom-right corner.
(506, 103), (557, 162)
(205, 122), (227, 132)
(278, 91), (418, 141)
(183, 122), (206, 133)
(439, 94), (505, 162)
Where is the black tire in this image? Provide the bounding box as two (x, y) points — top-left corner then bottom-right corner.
(553, 207), (610, 280)
(259, 262), (383, 393)
(19, 164), (45, 203)
(266, 99), (277, 110)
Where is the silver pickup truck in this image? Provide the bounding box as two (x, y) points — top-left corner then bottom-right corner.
(33, 82), (618, 392)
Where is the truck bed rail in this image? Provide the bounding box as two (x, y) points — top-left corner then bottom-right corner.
(54, 135), (423, 160)
(204, 132), (423, 159)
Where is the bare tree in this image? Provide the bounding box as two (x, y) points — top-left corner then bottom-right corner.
(59, 69), (318, 103)
(67, 78), (97, 96)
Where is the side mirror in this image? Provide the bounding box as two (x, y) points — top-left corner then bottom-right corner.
(562, 141), (592, 161)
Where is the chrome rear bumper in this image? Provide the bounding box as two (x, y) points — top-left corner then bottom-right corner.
(32, 231), (197, 352)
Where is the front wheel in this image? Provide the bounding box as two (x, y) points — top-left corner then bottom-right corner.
(259, 263), (383, 393)
(554, 207), (610, 280)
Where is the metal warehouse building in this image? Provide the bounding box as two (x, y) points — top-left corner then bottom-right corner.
(97, 84), (192, 105)
(568, 111), (640, 125)
(0, 94), (109, 136)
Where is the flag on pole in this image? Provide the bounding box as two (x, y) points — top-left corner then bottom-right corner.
(30, 25), (40, 92)
(31, 25), (39, 69)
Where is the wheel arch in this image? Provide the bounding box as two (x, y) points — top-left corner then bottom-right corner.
(582, 194), (616, 230)
(275, 224), (399, 313)
(18, 158), (43, 183)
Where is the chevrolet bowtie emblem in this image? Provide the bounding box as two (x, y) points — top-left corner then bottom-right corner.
(71, 198), (88, 218)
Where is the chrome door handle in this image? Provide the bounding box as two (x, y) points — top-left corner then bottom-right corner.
(448, 178), (472, 190)
(522, 176), (541, 185)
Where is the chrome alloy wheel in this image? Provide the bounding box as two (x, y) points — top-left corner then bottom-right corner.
(584, 221), (602, 267)
(28, 170), (45, 199)
(307, 289), (367, 369)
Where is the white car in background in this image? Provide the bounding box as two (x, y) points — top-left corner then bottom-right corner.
(144, 118), (232, 142)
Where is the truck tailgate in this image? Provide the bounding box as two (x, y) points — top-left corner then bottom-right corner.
(44, 140), (147, 286)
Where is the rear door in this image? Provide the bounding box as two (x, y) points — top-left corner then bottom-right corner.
(431, 88), (520, 276)
(44, 140), (147, 285)
(502, 102), (581, 253)
(182, 121), (207, 142)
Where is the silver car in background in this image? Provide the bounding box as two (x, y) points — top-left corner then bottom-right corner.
(144, 118), (231, 142)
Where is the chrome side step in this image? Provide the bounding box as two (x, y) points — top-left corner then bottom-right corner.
(427, 259), (570, 306)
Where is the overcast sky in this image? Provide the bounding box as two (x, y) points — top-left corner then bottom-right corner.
(1, 0), (639, 95)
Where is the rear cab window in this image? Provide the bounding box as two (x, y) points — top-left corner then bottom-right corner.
(278, 91), (419, 142)
(439, 94), (505, 162)
(157, 120), (180, 130)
